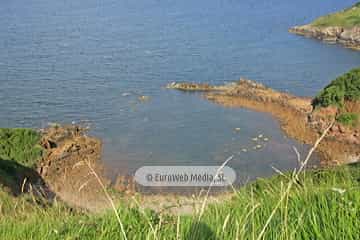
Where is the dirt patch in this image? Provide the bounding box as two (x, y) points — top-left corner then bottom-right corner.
(167, 79), (360, 165)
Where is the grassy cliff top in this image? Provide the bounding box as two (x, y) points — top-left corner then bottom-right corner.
(0, 127), (360, 238)
(1, 163), (360, 239)
(311, 2), (360, 28)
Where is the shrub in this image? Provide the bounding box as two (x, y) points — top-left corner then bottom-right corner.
(312, 68), (360, 108)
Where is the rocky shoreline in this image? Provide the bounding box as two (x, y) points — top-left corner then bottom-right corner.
(167, 79), (360, 165)
(33, 124), (225, 213)
(289, 25), (360, 50)
(30, 79), (359, 211)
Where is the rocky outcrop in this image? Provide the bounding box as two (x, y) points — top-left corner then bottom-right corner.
(166, 82), (226, 91)
(37, 125), (110, 211)
(289, 25), (360, 50)
(37, 124), (141, 211)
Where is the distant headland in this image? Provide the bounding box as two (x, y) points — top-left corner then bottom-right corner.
(289, 2), (360, 50)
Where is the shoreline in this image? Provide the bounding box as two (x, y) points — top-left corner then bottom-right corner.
(289, 25), (360, 50)
(25, 124), (235, 213)
(3, 78), (359, 212)
(2, 104), (360, 238)
(288, 2), (360, 50)
(167, 79), (360, 166)
(2, 80), (359, 212)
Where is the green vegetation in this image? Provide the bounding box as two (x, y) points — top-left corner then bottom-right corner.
(312, 68), (360, 108)
(1, 128), (359, 239)
(336, 112), (359, 127)
(0, 128), (43, 193)
(311, 2), (360, 28)
(1, 164), (360, 239)
(312, 68), (360, 127)
(0, 128), (43, 168)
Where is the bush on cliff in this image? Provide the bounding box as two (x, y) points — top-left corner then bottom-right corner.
(312, 68), (360, 108)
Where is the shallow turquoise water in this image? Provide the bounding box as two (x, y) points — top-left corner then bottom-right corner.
(1, 0), (359, 184)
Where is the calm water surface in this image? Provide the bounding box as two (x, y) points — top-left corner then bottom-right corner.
(1, 0), (360, 185)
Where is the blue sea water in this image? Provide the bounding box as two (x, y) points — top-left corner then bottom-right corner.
(1, 0), (359, 184)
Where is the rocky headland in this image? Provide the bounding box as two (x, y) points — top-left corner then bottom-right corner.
(289, 25), (360, 50)
(289, 3), (360, 50)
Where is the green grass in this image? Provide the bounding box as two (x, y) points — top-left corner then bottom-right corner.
(0, 128), (359, 239)
(1, 164), (360, 239)
(0, 128), (43, 194)
(336, 112), (359, 127)
(0, 128), (43, 168)
(311, 2), (360, 28)
(312, 67), (360, 108)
